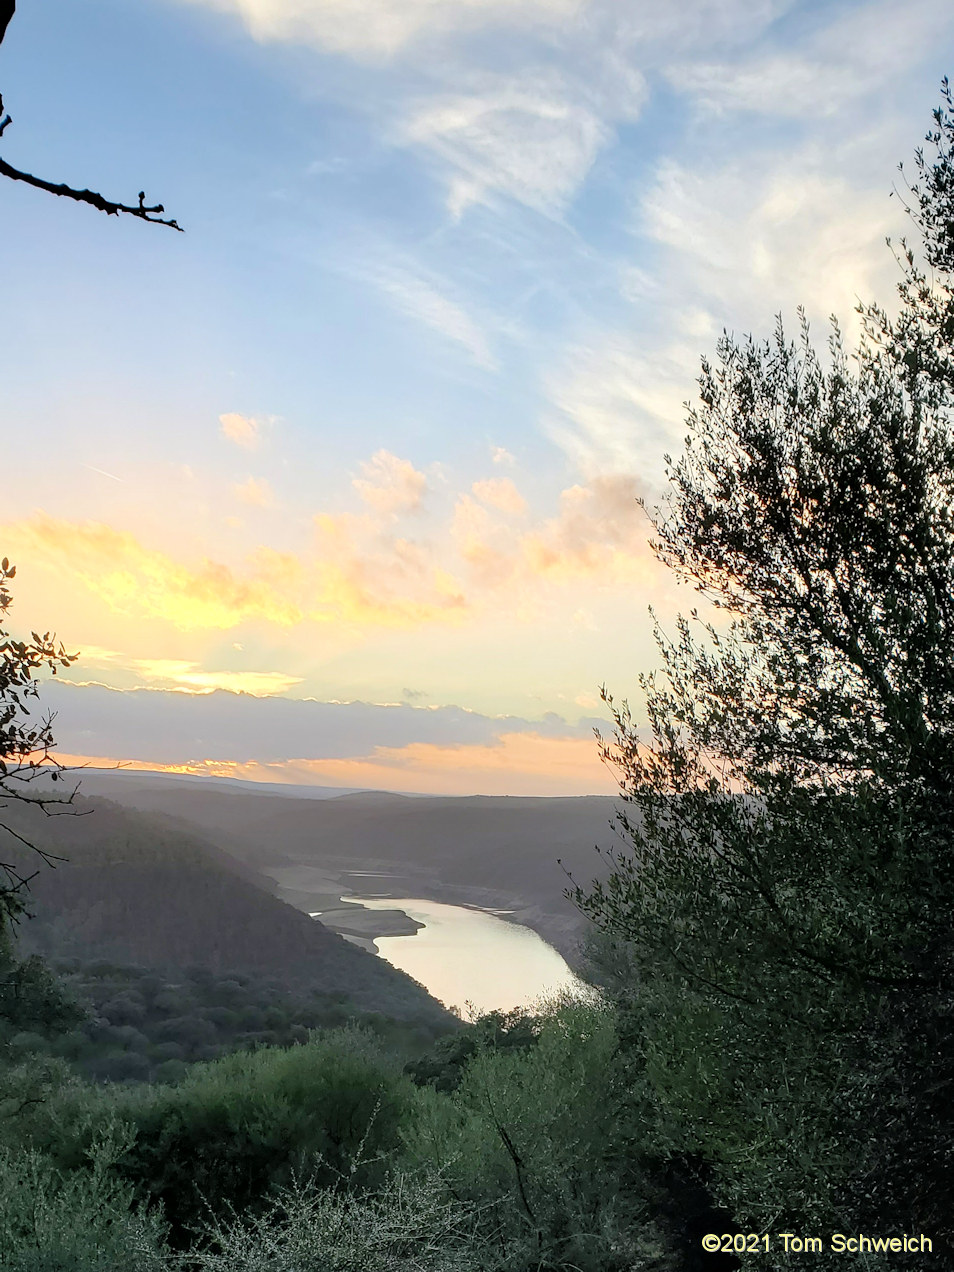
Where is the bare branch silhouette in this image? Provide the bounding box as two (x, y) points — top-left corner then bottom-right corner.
(0, 3), (182, 229)
(0, 4), (14, 49)
(0, 156), (182, 228)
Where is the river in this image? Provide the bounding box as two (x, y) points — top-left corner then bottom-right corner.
(341, 896), (591, 1016)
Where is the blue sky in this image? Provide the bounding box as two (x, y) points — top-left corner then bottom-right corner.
(1, 0), (951, 794)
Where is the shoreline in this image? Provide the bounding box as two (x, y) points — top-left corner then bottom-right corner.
(260, 863), (587, 972)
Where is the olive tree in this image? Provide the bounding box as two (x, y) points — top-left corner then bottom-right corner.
(571, 83), (954, 1263)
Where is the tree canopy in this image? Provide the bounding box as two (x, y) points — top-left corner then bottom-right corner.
(572, 80), (954, 1264)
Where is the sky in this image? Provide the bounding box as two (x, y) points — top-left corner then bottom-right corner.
(1, 0), (951, 796)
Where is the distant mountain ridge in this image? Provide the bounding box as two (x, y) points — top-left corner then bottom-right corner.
(50, 771), (623, 964)
(61, 767), (372, 801)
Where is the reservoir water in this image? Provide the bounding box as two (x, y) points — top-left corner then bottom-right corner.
(348, 896), (590, 1015)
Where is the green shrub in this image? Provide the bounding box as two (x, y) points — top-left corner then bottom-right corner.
(7, 1031), (46, 1055)
(101, 994), (147, 1026)
(404, 1009), (539, 1093)
(49, 1029), (89, 1061)
(29, 1025), (414, 1247)
(402, 995), (665, 1271)
(154, 1015), (216, 1050)
(104, 1024), (149, 1049)
(151, 1041), (186, 1063)
(154, 1059), (188, 1085)
(0, 1057), (75, 1137)
(205, 1007), (238, 1029)
(0, 1133), (171, 1272)
(89, 1051), (152, 1084)
(187, 1170), (483, 1272)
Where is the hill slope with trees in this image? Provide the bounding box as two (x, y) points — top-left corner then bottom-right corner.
(3, 794), (453, 1029)
(67, 772), (621, 964)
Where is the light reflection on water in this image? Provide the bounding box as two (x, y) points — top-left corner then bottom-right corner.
(348, 896), (590, 1015)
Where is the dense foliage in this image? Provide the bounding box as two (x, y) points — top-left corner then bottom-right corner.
(571, 83), (954, 1266)
(1, 958), (443, 1087)
(0, 998), (674, 1272)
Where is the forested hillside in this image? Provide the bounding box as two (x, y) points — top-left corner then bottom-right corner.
(69, 772), (620, 963)
(4, 795), (453, 1028)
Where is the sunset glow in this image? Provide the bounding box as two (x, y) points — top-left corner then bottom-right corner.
(3, 0), (949, 794)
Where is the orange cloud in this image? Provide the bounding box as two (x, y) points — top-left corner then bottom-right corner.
(2, 461), (658, 646)
(126, 659), (303, 695)
(450, 494), (515, 586)
(519, 475), (654, 584)
(285, 732), (614, 796)
(2, 514), (302, 631)
(312, 469), (657, 617)
(310, 559), (468, 629)
(219, 412), (262, 450)
(447, 473), (656, 594)
(471, 476), (526, 515)
(352, 450), (428, 515)
(312, 512), (467, 628)
(233, 476), (275, 507)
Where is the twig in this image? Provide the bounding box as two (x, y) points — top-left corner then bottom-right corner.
(0, 157), (183, 229)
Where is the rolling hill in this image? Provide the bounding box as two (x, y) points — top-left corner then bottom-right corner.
(55, 770), (624, 964)
(1, 792), (454, 1028)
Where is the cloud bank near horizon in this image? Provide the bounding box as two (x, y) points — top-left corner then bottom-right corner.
(43, 681), (616, 796)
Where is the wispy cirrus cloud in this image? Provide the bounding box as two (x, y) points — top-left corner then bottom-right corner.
(544, 20), (932, 484)
(395, 68), (626, 218)
(545, 338), (698, 485)
(640, 159), (901, 335)
(362, 264), (498, 368)
(184, 0), (943, 497)
(671, 0), (953, 119)
(178, 0), (789, 223)
(175, 0), (583, 61)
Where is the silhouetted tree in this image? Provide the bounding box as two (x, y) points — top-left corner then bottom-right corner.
(1, 558), (81, 929)
(0, 4), (13, 48)
(572, 81), (954, 1262)
(0, 3), (181, 229)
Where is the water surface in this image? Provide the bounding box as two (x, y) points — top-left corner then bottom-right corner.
(349, 896), (589, 1015)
